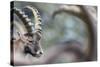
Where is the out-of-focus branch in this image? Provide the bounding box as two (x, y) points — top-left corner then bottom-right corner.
(79, 6), (97, 61)
(52, 5), (97, 61)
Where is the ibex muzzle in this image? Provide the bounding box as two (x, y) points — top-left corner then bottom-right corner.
(23, 33), (43, 57)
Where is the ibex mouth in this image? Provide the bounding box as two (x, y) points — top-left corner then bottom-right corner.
(32, 53), (42, 58)
(28, 51), (43, 58)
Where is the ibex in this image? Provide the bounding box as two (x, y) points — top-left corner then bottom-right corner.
(11, 5), (43, 65)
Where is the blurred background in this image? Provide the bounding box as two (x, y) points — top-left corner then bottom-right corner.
(13, 1), (97, 65)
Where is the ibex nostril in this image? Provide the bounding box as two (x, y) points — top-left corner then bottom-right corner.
(36, 50), (43, 55)
(39, 51), (43, 54)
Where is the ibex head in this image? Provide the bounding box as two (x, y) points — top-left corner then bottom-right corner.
(23, 33), (43, 57)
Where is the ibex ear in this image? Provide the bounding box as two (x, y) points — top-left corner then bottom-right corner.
(17, 32), (23, 39)
(17, 32), (21, 37)
(17, 32), (27, 43)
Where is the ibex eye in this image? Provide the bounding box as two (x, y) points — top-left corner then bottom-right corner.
(29, 41), (33, 43)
